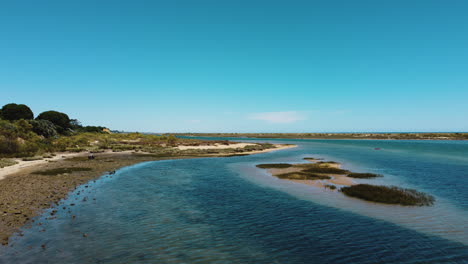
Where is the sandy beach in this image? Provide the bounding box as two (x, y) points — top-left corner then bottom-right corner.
(0, 151), (128, 181)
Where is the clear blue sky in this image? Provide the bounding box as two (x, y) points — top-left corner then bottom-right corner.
(1, 0), (467, 132)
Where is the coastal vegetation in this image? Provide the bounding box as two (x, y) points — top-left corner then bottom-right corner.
(256, 161), (345, 180)
(0, 159), (17, 168)
(0, 103), (277, 160)
(340, 184), (435, 206)
(32, 167), (93, 176)
(256, 163), (293, 169)
(179, 132), (468, 140)
(36, 110), (72, 134)
(303, 157), (323, 161)
(0, 103), (34, 121)
(302, 165), (349, 174)
(347, 173), (383, 179)
(276, 172), (331, 180)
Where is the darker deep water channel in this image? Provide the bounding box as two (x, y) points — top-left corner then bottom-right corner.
(1, 139), (468, 263)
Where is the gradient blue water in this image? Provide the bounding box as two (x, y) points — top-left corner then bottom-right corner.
(1, 139), (468, 263)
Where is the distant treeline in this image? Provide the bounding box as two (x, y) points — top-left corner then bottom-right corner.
(177, 132), (468, 140)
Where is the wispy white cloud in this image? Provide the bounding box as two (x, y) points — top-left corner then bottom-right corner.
(248, 111), (306, 124)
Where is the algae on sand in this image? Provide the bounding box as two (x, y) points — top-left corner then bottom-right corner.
(32, 167), (93, 176)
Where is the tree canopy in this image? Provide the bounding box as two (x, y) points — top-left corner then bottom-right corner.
(36, 110), (71, 133)
(29, 119), (58, 138)
(0, 103), (34, 121)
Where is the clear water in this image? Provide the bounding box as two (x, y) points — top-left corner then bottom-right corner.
(1, 139), (468, 263)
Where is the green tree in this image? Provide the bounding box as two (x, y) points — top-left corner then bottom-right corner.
(0, 103), (34, 121)
(70, 119), (82, 129)
(29, 119), (58, 138)
(36, 110), (71, 133)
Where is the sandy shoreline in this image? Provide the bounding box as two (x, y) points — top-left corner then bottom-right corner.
(176, 142), (256, 150)
(0, 144), (295, 182)
(0, 143), (296, 245)
(233, 144), (296, 155)
(0, 151), (134, 181)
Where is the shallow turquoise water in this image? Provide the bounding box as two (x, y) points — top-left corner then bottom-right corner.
(1, 139), (468, 263)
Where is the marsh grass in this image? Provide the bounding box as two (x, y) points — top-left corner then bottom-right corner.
(256, 163), (293, 169)
(302, 166), (349, 174)
(347, 173), (383, 179)
(0, 159), (18, 168)
(340, 184), (435, 206)
(32, 167), (93, 176)
(21, 156), (44, 161)
(276, 172), (331, 180)
(65, 156), (91, 162)
(221, 154), (249, 157)
(303, 157), (322, 161)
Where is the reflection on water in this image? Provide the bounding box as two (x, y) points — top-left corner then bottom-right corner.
(1, 139), (468, 263)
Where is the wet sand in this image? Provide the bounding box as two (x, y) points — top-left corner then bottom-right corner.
(0, 151), (128, 181)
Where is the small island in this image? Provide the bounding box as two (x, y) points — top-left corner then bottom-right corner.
(341, 184), (434, 206)
(256, 157), (435, 206)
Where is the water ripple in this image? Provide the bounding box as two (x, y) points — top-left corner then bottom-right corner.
(1, 141), (468, 263)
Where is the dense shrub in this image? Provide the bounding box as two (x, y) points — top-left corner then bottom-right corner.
(0, 158), (18, 168)
(36, 110), (71, 133)
(0, 103), (33, 121)
(0, 120), (20, 155)
(53, 133), (92, 151)
(167, 135), (177, 146)
(29, 119), (58, 138)
(0, 137), (19, 156)
(78, 126), (107, 133)
(0, 120), (43, 157)
(341, 184), (435, 206)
